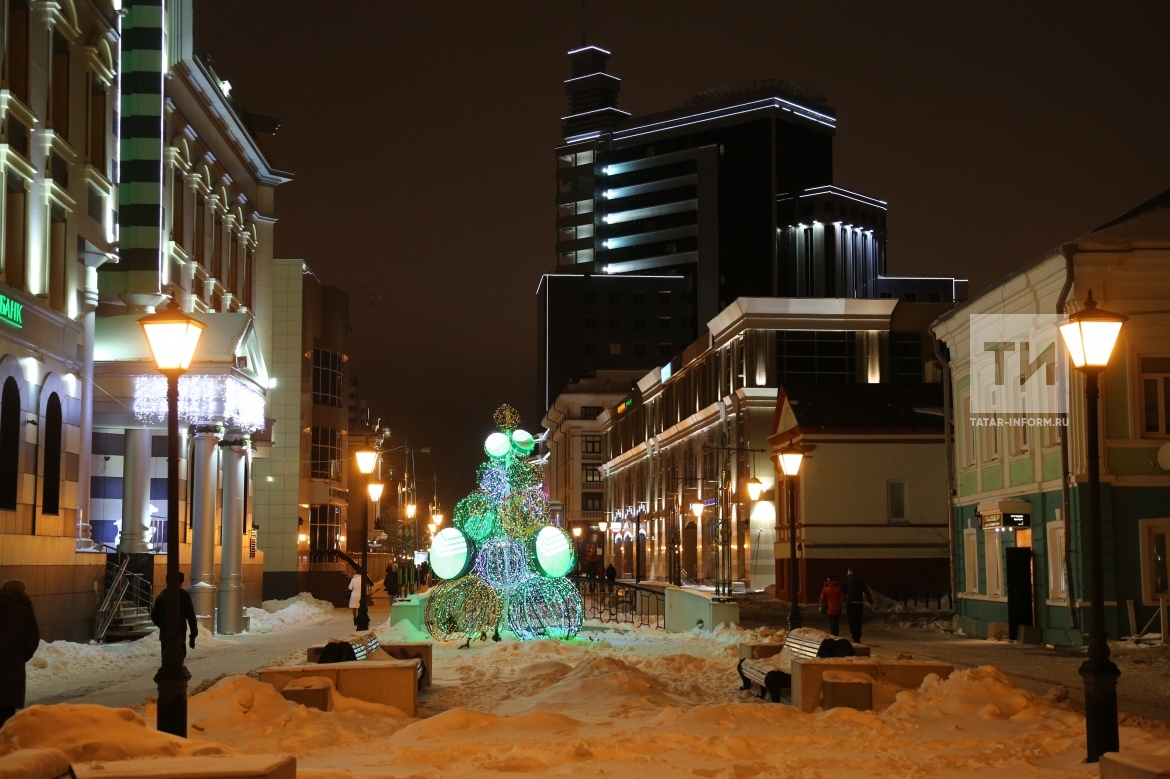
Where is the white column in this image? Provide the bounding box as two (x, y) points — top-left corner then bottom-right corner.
(216, 438), (247, 634)
(118, 428), (153, 553)
(189, 427), (220, 621)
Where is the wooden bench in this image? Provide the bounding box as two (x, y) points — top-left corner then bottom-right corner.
(737, 629), (863, 702)
(307, 633), (431, 688)
(259, 658), (422, 717)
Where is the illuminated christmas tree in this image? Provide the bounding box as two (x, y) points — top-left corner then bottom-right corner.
(423, 405), (583, 641)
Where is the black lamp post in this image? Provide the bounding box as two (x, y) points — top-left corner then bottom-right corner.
(354, 449), (379, 631)
(138, 301), (205, 737)
(778, 444), (805, 631)
(1058, 290), (1127, 763)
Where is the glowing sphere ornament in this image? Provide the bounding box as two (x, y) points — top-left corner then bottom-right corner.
(477, 462), (510, 502)
(453, 491), (498, 543)
(484, 432), (511, 460)
(530, 526), (576, 578)
(473, 536), (530, 590)
(500, 488), (547, 540)
(493, 404), (521, 433)
(424, 575), (502, 640)
(507, 577), (583, 640)
(429, 527), (474, 581)
(505, 457), (543, 491)
(510, 428), (535, 454)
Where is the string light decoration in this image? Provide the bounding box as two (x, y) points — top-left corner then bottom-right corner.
(423, 575), (502, 641)
(133, 374), (266, 430)
(507, 576), (583, 640)
(473, 536), (529, 590)
(424, 404), (583, 642)
(453, 491), (498, 543)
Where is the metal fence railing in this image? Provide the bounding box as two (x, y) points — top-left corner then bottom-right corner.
(569, 576), (665, 630)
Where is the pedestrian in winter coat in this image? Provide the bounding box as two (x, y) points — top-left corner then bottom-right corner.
(384, 562), (400, 602)
(605, 563), (617, 582)
(149, 572), (199, 650)
(818, 576), (845, 637)
(0, 580), (39, 725)
(347, 573), (363, 617)
(842, 568), (874, 644)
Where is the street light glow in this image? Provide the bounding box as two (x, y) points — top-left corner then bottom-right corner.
(691, 502), (704, 518)
(355, 450), (378, 474)
(746, 477), (764, 501)
(138, 304), (205, 372)
(1058, 290), (1127, 369)
(367, 481), (384, 502)
(778, 444), (804, 477)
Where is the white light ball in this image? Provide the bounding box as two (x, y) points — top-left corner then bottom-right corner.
(485, 432), (511, 459)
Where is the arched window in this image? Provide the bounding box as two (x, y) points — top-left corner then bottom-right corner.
(42, 393), (62, 515)
(0, 377), (21, 509)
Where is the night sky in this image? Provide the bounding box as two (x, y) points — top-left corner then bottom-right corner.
(198, 1), (1170, 510)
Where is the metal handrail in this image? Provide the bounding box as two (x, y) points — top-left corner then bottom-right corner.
(569, 576), (665, 629)
(308, 549), (374, 586)
(95, 556), (131, 641)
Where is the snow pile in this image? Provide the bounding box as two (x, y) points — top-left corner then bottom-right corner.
(0, 704), (231, 762)
(27, 624), (218, 682)
(246, 593), (334, 633)
(374, 616), (431, 644)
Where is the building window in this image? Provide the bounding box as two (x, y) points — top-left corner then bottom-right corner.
(1140, 357), (1170, 436)
(582, 492), (602, 512)
(582, 291), (595, 304)
(582, 464), (601, 485)
(309, 505), (342, 552)
(1047, 517), (1067, 602)
(609, 343), (622, 355)
(0, 377), (20, 510)
(634, 343), (646, 356)
(583, 343), (596, 356)
(887, 481), (907, 522)
(608, 317), (621, 330)
(582, 435), (601, 454)
(964, 528), (978, 593)
(658, 291), (671, 304)
(583, 317), (595, 330)
(87, 73), (108, 174)
(311, 349), (343, 407)
(658, 317), (671, 330)
(310, 427), (341, 481)
(776, 330), (856, 384)
(580, 406), (601, 420)
(41, 393), (62, 515)
(659, 344), (671, 357)
(1140, 518), (1170, 604)
(984, 531), (1003, 598)
(7, 1), (30, 103)
(982, 390), (1000, 462)
(961, 392), (975, 468)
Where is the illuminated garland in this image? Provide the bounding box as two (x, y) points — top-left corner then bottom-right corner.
(426, 404), (582, 642)
(473, 536), (529, 590)
(453, 491), (498, 543)
(423, 575), (502, 640)
(507, 576), (583, 640)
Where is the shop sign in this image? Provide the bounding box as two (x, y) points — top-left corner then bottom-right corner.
(0, 294), (23, 329)
(980, 512), (1030, 530)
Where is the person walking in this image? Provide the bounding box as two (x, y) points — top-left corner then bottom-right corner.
(818, 575), (845, 637)
(149, 572), (199, 651)
(0, 580), (40, 725)
(347, 572), (363, 618)
(842, 567), (874, 644)
(384, 561), (400, 603)
(605, 563), (617, 582)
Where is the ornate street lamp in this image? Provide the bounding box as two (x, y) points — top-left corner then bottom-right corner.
(777, 443), (805, 631)
(1058, 290), (1127, 763)
(138, 301), (204, 737)
(745, 477), (764, 502)
(354, 449), (378, 631)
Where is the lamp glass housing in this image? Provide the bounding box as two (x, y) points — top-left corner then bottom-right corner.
(406, 503), (417, 519)
(355, 450), (377, 474)
(367, 481), (384, 502)
(432, 513), (443, 525)
(691, 502), (704, 518)
(597, 521), (608, 532)
(778, 446), (804, 477)
(571, 526), (583, 538)
(138, 307), (205, 372)
(746, 477), (764, 501)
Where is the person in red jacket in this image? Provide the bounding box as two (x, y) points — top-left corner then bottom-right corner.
(819, 575), (845, 637)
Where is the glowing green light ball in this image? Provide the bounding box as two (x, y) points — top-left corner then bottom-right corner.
(453, 491), (498, 543)
(484, 432), (511, 459)
(510, 429), (535, 453)
(507, 576), (583, 640)
(531, 526), (576, 578)
(429, 527), (474, 580)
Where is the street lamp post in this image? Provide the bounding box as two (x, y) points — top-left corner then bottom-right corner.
(1058, 290), (1127, 763)
(355, 449), (379, 631)
(778, 444), (805, 632)
(138, 301), (205, 737)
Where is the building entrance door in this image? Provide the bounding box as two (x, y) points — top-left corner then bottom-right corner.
(682, 521), (698, 580)
(1005, 546), (1034, 641)
(622, 537), (634, 578)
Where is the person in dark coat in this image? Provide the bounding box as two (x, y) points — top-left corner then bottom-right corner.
(384, 562), (400, 602)
(605, 563), (617, 582)
(0, 580), (40, 725)
(818, 575), (845, 637)
(842, 568), (874, 644)
(150, 572), (199, 650)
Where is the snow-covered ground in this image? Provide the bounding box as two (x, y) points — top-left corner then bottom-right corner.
(7, 614), (1170, 777)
